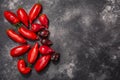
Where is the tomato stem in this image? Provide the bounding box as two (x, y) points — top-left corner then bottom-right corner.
(38, 0), (41, 4)
(19, 56), (24, 60)
(18, 5), (22, 9)
(38, 0), (40, 4)
(28, 63), (32, 68)
(38, 13), (42, 17)
(13, 23), (22, 30)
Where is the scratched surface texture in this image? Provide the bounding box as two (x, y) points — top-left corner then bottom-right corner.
(1, 0), (120, 80)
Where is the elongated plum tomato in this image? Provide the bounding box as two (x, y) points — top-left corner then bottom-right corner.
(17, 8), (29, 27)
(31, 23), (45, 33)
(18, 26), (38, 40)
(27, 42), (39, 64)
(17, 59), (31, 74)
(39, 45), (55, 55)
(6, 29), (27, 44)
(4, 11), (20, 24)
(39, 14), (49, 28)
(10, 45), (30, 57)
(34, 55), (51, 72)
(29, 3), (42, 24)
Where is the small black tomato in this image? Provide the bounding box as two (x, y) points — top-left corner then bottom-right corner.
(38, 29), (50, 38)
(41, 39), (53, 46)
(51, 53), (60, 62)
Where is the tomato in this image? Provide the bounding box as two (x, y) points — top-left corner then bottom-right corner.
(4, 11), (20, 24)
(51, 53), (60, 62)
(27, 43), (39, 64)
(39, 45), (55, 55)
(40, 39), (53, 46)
(6, 29), (27, 44)
(38, 29), (49, 38)
(31, 23), (44, 33)
(39, 14), (49, 29)
(29, 3), (42, 24)
(17, 8), (29, 27)
(17, 59), (31, 74)
(18, 26), (38, 40)
(34, 55), (51, 72)
(10, 45), (30, 57)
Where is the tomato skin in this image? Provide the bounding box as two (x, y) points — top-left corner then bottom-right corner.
(18, 26), (38, 40)
(39, 14), (49, 29)
(34, 55), (51, 72)
(4, 11), (20, 24)
(38, 29), (49, 38)
(27, 43), (39, 64)
(6, 29), (27, 44)
(29, 3), (42, 24)
(39, 45), (55, 55)
(17, 59), (31, 74)
(10, 45), (30, 57)
(40, 39), (53, 46)
(17, 8), (29, 27)
(31, 23), (45, 33)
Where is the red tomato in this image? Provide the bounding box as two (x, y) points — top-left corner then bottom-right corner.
(34, 55), (51, 72)
(31, 23), (44, 33)
(17, 8), (29, 27)
(39, 45), (55, 55)
(29, 3), (42, 24)
(17, 59), (31, 74)
(10, 45), (30, 57)
(39, 14), (49, 29)
(18, 26), (38, 40)
(4, 11), (20, 24)
(6, 29), (27, 44)
(27, 43), (39, 64)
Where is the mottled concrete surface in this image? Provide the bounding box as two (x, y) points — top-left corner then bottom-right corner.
(1, 0), (120, 80)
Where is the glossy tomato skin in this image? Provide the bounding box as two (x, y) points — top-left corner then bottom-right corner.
(39, 14), (49, 28)
(6, 29), (27, 44)
(17, 59), (31, 74)
(17, 8), (29, 27)
(31, 23), (44, 33)
(18, 26), (38, 40)
(27, 43), (39, 64)
(4, 11), (20, 24)
(10, 45), (30, 57)
(34, 55), (51, 72)
(29, 3), (42, 24)
(39, 45), (55, 55)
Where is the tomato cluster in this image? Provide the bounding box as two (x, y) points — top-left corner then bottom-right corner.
(4, 2), (60, 75)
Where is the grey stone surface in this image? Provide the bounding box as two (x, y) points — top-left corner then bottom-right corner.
(1, 0), (120, 80)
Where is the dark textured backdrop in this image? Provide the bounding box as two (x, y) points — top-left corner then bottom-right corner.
(0, 0), (120, 80)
